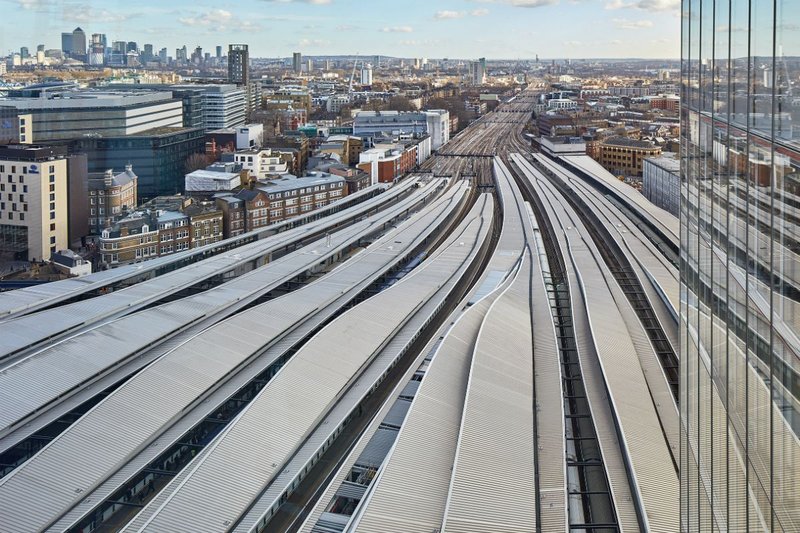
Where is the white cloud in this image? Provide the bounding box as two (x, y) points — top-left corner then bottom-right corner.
(16, 0), (52, 10)
(435, 8), (490, 19)
(178, 9), (259, 31)
(66, 8), (132, 22)
(435, 10), (465, 19)
(297, 38), (330, 47)
(613, 18), (654, 29)
(509, 0), (558, 7)
(381, 26), (414, 33)
(179, 9), (232, 27)
(606, 0), (678, 11)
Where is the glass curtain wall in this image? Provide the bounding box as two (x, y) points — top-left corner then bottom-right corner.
(681, 0), (800, 531)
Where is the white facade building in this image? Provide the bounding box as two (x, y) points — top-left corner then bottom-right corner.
(353, 109), (450, 150)
(547, 98), (578, 110)
(326, 94), (351, 113)
(169, 84), (246, 131)
(360, 65), (373, 86)
(424, 109), (450, 149)
(236, 123), (264, 150)
(234, 149), (289, 180)
(185, 170), (241, 192)
(0, 145), (70, 261)
(415, 135), (432, 165)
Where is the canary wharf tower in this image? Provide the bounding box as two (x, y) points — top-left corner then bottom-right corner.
(681, 0), (800, 531)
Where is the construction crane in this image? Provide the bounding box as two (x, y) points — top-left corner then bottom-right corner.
(348, 54), (361, 95)
(780, 45), (792, 98)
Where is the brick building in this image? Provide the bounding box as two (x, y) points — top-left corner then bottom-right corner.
(88, 165), (137, 236)
(597, 136), (662, 176)
(185, 202), (223, 248)
(215, 195), (245, 238)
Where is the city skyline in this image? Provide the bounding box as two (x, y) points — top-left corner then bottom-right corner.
(3, 0), (681, 59)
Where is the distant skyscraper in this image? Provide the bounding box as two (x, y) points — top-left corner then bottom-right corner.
(143, 44), (154, 61)
(215, 45), (222, 59)
(293, 52), (302, 73)
(89, 34), (105, 66)
(36, 44), (44, 53)
(469, 58), (486, 85)
(126, 42), (138, 53)
(227, 44), (248, 85)
(360, 64), (373, 86)
(159, 48), (168, 62)
(175, 46), (187, 63)
(20, 47), (29, 59)
(680, 1), (800, 531)
(61, 32), (72, 56)
(71, 27), (86, 60)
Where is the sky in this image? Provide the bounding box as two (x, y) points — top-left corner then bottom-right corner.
(3, 0), (681, 60)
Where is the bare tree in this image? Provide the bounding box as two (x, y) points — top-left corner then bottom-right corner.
(185, 152), (211, 173)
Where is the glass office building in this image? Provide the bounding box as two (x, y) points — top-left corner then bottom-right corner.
(681, 0), (799, 531)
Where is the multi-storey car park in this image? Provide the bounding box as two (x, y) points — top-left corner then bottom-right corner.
(0, 90), (689, 533)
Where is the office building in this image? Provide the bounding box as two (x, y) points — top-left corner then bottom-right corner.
(0, 145), (70, 262)
(105, 84), (206, 130)
(142, 44), (154, 61)
(61, 32), (72, 56)
(192, 84), (246, 130)
(597, 136), (661, 176)
(642, 155), (679, 216)
(680, 1), (800, 531)
(71, 27), (86, 61)
(0, 90), (183, 142)
(293, 52), (302, 73)
(353, 109), (450, 149)
(215, 45), (222, 59)
(73, 127), (205, 200)
(469, 57), (486, 85)
(0, 110), (32, 144)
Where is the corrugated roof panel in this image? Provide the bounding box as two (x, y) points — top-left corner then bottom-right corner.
(0, 183), (396, 321)
(128, 205), (489, 533)
(443, 256), (537, 533)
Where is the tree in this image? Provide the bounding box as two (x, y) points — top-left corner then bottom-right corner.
(185, 152), (211, 173)
(385, 96), (415, 112)
(426, 96), (473, 129)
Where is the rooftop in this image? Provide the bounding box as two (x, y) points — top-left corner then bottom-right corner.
(645, 155), (680, 173)
(602, 136), (658, 149)
(257, 173), (345, 195)
(88, 167), (136, 189)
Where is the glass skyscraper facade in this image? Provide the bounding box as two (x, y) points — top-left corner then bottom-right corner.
(681, 0), (799, 531)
